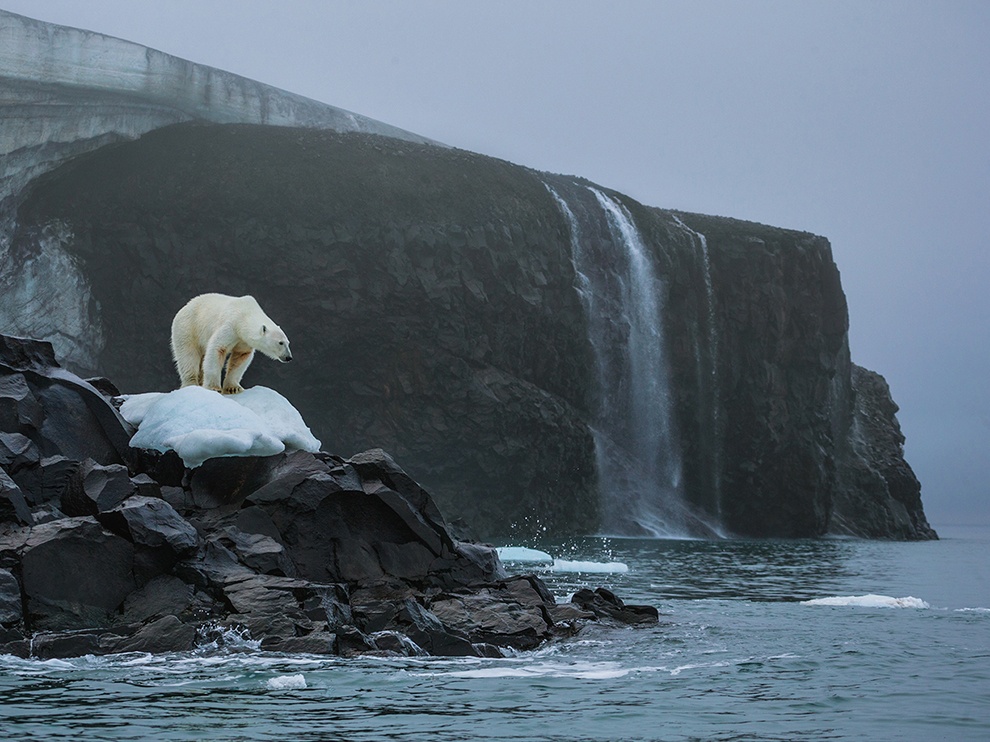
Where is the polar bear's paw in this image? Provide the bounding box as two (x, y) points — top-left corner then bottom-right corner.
(222, 384), (245, 395)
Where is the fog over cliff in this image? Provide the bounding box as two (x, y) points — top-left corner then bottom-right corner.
(2, 1), (987, 526)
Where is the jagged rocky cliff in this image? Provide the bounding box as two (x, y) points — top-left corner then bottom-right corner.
(1, 333), (655, 659)
(0, 11), (935, 541)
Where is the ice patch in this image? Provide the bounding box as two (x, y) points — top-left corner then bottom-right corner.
(121, 386), (321, 468)
(800, 594), (930, 609)
(265, 674), (307, 690)
(496, 546), (554, 564)
(495, 547), (629, 574)
(551, 560), (629, 574)
(447, 662), (631, 680)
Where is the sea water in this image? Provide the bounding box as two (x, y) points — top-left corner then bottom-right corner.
(1, 525), (987, 741)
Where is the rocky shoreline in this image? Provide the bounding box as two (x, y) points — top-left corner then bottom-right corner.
(0, 333), (656, 659)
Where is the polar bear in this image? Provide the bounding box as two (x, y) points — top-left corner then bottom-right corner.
(170, 293), (292, 394)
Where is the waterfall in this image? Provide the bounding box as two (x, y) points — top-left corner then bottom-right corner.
(548, 183), (690, 537)
(672, 214), (722, 519)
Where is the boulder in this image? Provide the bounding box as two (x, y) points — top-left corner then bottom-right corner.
(0, 568), (22, 624)
(97, 495), (198, 554)
(20, 517), (136, 629)
(111, 615), (197, 654)
(61, 460), (135, 516)
(429, 578), (556, 651)
(0, 468), (33, 525)
(121, 574), (195, 623)
(13, 455), (80, 508)
(571, 587), (660, 625)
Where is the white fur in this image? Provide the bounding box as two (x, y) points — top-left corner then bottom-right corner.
(170, 293), (292, 394)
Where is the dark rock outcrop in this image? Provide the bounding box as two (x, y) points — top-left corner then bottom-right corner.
(830, 365), (937, 539)
(0, 334), (655, 658)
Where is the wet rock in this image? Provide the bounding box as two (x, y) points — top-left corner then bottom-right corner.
(111, 615), (197, 654)
(571, 587), (659, 625)
(0, 431), (39, 470)
(12, 455), (80, 507)
(429, 578), (555, 651)
(31, 630), (105, 659)
(121, 575), (195, 623)
(260, 631), (337, 655)
(97, 495), (198, 555)
(175, 538), (255, 591)
(391, 598), (477, 657)
(190, 454), (284, 508)
(244, 450), (500, 588)
(21, 517), (136, 629)
(0, 468), (33, 525)
(0, 568), (22, 623)
(335, 625), (378, 657)
(0, 373), (43, 432)
(216, 526), (295, 577)
(0, 337), (134, 473)
(61, 460), (135, 516)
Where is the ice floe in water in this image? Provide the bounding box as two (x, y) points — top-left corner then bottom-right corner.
(265, 674), (307, 690)
(496, 547), (628, 574)
(120, 386), (321, 468)
(551, 559), (629, 574)
(800, 594), (930, 609)
(496, 546), (554, 564)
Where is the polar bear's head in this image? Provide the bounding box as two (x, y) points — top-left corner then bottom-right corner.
(257, 323), (292, 362)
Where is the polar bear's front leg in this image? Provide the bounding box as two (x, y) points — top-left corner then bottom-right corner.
(222, 350), (254, 394)
(202, 334), (231, 392)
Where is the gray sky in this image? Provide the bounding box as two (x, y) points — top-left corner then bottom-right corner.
(4, 0), (988, 525)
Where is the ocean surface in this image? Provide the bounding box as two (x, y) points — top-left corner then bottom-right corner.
(1, 524), (987, 741)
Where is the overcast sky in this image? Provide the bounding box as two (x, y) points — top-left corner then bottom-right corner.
(4, 0), (987, 525)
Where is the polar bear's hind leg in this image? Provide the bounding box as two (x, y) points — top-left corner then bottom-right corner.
(172, 336), (204, 388)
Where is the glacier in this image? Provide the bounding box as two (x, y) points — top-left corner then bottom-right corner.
(0, 8), (436, 372)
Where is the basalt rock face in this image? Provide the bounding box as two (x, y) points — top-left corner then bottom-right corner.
(6, 122), (938, 540)
(830, 365), (936, 539)
(669, 213), (853, 538)
(0, 334), (654, 659)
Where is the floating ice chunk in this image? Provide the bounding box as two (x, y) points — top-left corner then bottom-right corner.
(265, 674), (307, 690)
(123, 386), (320, 468)
(496, 546), (554, 564)
(800, 594), (930, 609)
(551, 560), (629, 574)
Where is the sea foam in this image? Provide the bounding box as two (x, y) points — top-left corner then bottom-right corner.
(266, 674), (307, 690)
